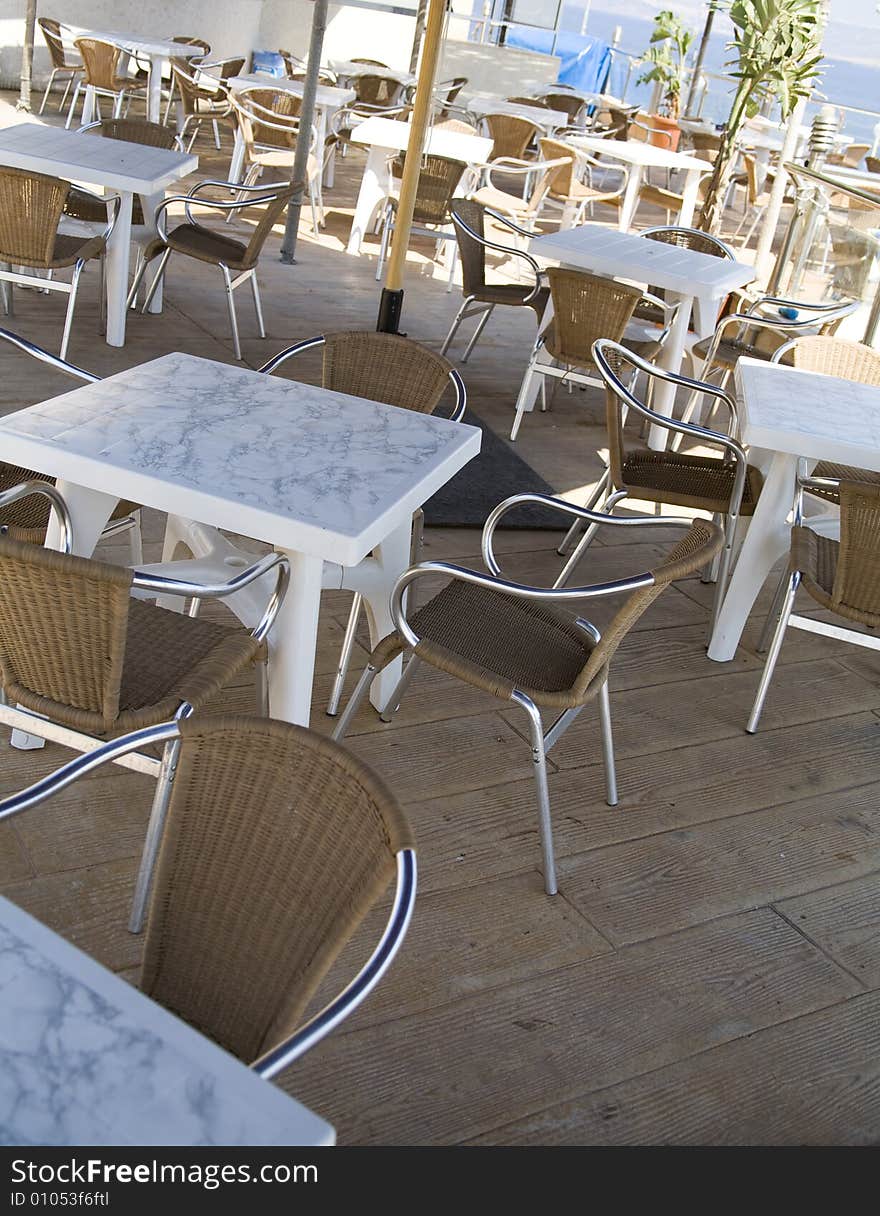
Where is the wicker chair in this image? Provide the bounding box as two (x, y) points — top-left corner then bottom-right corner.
(485, 113), (539, 162)
(129, 178), (298, 360)
(332, 502), (721, 894)
(544, 92), (586, 126)
(258, 331), (466, 716)
(37, 18), (84, 116)
(509, 268), (643, 441)
(0, 167), (117, 359)
(354, 74), (403, 109)
(466, 152), (576, 230)
(557, 339), (763, 631)
(171, 59), (244, 151)
(65, 119), (180, 230)
(866, 156), (880, 175)
(442, 199), (549, 362)
(435, 76), (467, 119)
(747, 479), (880, 733)
(0, 712), (416, 1073)
(0, 327), (142, 559)
(538, 136), (626, 225)
(374, 154), (467, 281)
(0, 481), (289, 934)
(351, 57), (389, 68)
(66, 38), (148, 130)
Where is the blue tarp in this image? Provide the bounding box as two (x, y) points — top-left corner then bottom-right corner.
(502, 29), (611, 95)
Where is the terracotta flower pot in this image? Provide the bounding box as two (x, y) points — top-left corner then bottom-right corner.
(635, 111), (681, 152)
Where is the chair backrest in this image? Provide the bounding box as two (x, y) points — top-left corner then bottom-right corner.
(689, 130), (722, 161)
(38, 17), (74, 69)
(140, 715), (414, 1064)
(97, 117), (178, 149)
(486, 113), (538, 161)
(74, 37), (123, 91)
(321, 331), (457, 414)
(233, 88), (301, 151)
(544, 268), (642, 368)
(172, 35), (211, 57)
(570, 517), (722, 699)
(544, 92), (585, 123)
(435, 117), (478, 136)
(0, 536), (133, 732)
(641, 224), (735, 260)
(0, 167), (69, 267)
(435, 76), (467, 119)
(400, 153), (466, 223)
(538, 137), (578, 198)
(775, 335), (880, 384)
(507, 96), (547, 107)
(450, 197), (490, 296)
(352, 57), (389, 67)
(355, 74), (401, 106)
(239, 182), (300, 265)
(212, 56), (246, 84)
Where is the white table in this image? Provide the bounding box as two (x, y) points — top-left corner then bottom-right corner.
(61, 25), (204, 125)
(465, 95), (570, 133)
(0, 123), (197, 346)
(566, 134), (714, 231)
(0, 352), (480, 723)
(228, 74), (356, 188)
(329, 60), (417, 90)
(708, 359), (880, 661)
(0, 896), (333, 1145)
(524, 224), (754, 446)
(346, 116), (493, 255)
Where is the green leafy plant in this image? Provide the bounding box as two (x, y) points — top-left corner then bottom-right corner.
(636, 10), (696, 119)
(698, 0), (824, 232)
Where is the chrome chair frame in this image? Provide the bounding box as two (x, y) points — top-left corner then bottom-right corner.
(130, 179), (288, 360)
(333, 498), (699, 895)
(228, 90), (322, 230)
(65, 38), (148, 130)
(373, 154), (469, 284)
(0, 480), (290, 934)
(0, 189), (120, 361)
(258, 334), (467, 717)
(442, 205), (546, 362)
(38, 19), (84, 116)
(0, 716), (415, 1075)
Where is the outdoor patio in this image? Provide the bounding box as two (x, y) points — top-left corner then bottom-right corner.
(1, 87), (879, 1146)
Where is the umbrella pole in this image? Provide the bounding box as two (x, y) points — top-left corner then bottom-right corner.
(280, 0), (329, 264)
(377, 0), (446, 332)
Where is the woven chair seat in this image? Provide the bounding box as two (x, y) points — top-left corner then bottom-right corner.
(549, 177), (621, 206)
(620, 450), (763, 515)
(1, 231), (106, 271)
(475, 281), (549, 318)
(373, 578), (598, 710)
(148, 224), (252, 270)
(692, 332), (786, 366)
(468, 184), (531, 217)
(0, 463), (137, 544)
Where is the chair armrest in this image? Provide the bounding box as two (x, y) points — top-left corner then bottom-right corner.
(0, 326), (99, 384)
(131, 551), (290, 642)
(0, 480), (74, 554)
(153, 185), (290, 236)
(450, 206), (543, 300)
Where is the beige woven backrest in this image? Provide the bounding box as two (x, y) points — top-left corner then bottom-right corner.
(573, 519), (723, 697)
(74, 38), (123, 91)
(0, 167), (68, 266)
(402, 153), (466, 223)
(351, 57), (388, 67)
(544, 93), (585, 123)
(538, 137), (578, 198)
(321, 331), (453, 413)
(0, 537), (132, 730)
(38, 18), (71, 70)
(235, 88), (300, 151)
(689, 130), (721, 160)
(356, 74), (400, 106)
(140, 715), (414, 1063)
(240, 182), (299, 265)
(486, 113), (537, 161)
(783, 336), (880, 384)
(832, 481), (880, 621)
(435, 118), (478, 136)
(99, 118), (178, 149)
(866, 156), (880, 175)
(545, 267), (642, 368)
(450, 197), (488, 297)
(507, 96), (547, 107)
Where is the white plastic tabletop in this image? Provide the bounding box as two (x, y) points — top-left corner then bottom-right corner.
(351, 116), (493, 163)
(60, 25), (204, 59)
(329, 60), (417, 87)
(465, 95), (570, 130)
(567, 134), (713, 173)
(229, 74), (356, 109)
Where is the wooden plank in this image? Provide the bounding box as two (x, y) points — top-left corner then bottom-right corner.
(558, 781), (880, 946)
(0, 823), (33, 884)
(465, 989), (880, 1145)
(778, 875), (880, 990)
(280, 909), (856, 1145)
(405, 713), (880, 895)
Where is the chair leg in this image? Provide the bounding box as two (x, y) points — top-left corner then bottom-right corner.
(221, 264), (242, 359)
(38, 69), (57, 115)
(128, 512), (143, 566)
(510, 354), (542, 441)
(255, 658), (270, 716)
(708, 510), (739, 632)
(461, 305), (494, 363)
(212, 118), (221, 150)
(557, 469), (611, 556)
(440, 295), (474, 356)
(598, 679), (618, 806)
(746, 571), (800, 733)
(327, 592), (363, 717)
(140, 248), (172, 313)
(513, 691), (557, 896)
(375, 209), (392, 281)
(250, 273), (266, 338)
(59, 262), (83, 361)
(757, 564), (792, 653)
(65, 80), (81, 129)
(554, 489), (629, 589)
(332, 661), (377, 740)
(379, 655), (421, 723)
(128, 734), (182, 933)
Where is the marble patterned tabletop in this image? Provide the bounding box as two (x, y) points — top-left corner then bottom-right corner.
(0, 351), (481, 568)
(735, 358), (880, 466)
(0, 897), (334, 1146)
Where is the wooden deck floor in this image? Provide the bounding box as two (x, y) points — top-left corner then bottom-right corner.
(1, 95), (879, 1146)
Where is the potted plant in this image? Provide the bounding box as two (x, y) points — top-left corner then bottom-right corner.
(635, 9), (696, 150)
(697, 0), (824, 233)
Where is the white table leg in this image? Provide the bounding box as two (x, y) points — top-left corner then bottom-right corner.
(229, 128), (246, 184)
(360, 519), (411, 712)
(141, 189), (165, 314)
(707, 451), (797, 662)
(618, 164), (642, 232)
(81, 86), (96, 126)
(678, 169), (702, 228)
(346, 145), (391, 255)
(104, 191), (133, 346)
(267, 550), (324, 726)
(146, 55), (162, 124)
(324, 107), (337, 189)
(648, 292), (693, 450)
